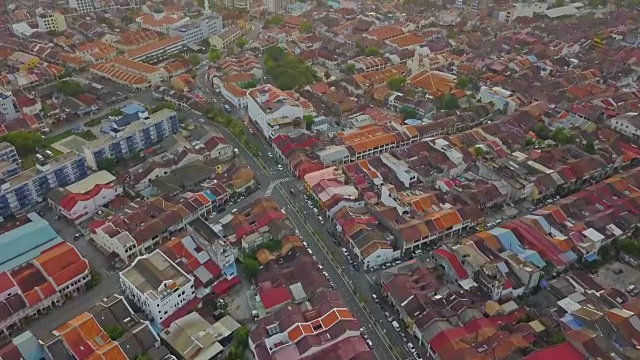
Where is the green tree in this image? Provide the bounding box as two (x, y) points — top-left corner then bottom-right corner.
(300, 21), (312, 34)
(324, 70), (331, 80)
(473, 146), (486, 156)
(241, 258), (260, 279)
(1, 131), (44, 156)
(108, 108), (122, 117)
(97, 157), (117, 172)
(437, 94), (460, 111)
(363, 47), (379, 56)
(303, 114), (314, 130)
(398, 106), (418, 120)
(236, 38), (249, 49)
(456, 76), (470, 89)
(208, 47), (221, 62)
(550, 127), (575, 144)
(584, 139), (596, 154)
(105, 325), (125, 340)
(188, 54), (201, 67)
(555, 0), (565, 6)
(239, 79), (258, 89)
(523, 137), (535, 147)
(263, 46), (317, 90)
(345, 63), (356, 75)
(386, 76), (406, 91)
(56, 80), (83, 97)
(151, 102), (177, 113)
(266, 15), (284, 26)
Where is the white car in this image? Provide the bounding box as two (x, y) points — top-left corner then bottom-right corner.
(365, 339), (373, 349)
(407, 343), (416, 353)
(341, 248), (348, 255)
(414, 353), (423, 360)
(302, 241), (309, 248)
(322, 271), (329, 278)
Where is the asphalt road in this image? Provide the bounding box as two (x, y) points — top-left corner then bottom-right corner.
(194, 66), (412, 360)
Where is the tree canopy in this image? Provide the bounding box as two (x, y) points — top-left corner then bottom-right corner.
(363, 47), (379, 56)
(584, 139), (596, 154)
(208, 47), (221, 62)
(97, 157), (117, 172)
(236, 38), (248, 49)
(151, 102), (177, 113)
(456, 76), (472, 89)
(264, 46), (317, 90)
(436, 94), (460, 111)
(387, 76), (406, 91)
(549, 127), (575, 145)
(241, 258), (260, 279)
(300, 21), (312, 34)
(188, 54), (201, 67)
(266, 15), (284, 26)
(1, 131), (44, 156)
(398, 106), (418, 120)
(345, 63), (356, 75)
(304, 114), (314, 130)
(56, 80), (83, 97)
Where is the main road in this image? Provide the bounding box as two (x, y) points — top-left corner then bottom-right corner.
(194, 66), (412, 360)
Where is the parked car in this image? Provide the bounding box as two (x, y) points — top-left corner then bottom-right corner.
(414, 353), (423, 360)
(614, 268), (624, 274)
(366, 339), (374, 349)
(407, 343), (416, 353)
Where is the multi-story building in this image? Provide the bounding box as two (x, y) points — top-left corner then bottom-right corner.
(68, 0), (94, 13)
(213, 0), (250, 9)
(169, 14), (223, 46)
(0, 86), (19, 120)
(126, 36), (186, 63)
(609, 113), (640, 140)
(120, 250), (195, 326)
(0, 152), (88, 218)
(265, 0), (295, 13)
(247, 85), (314, 139)
(47, 170), (122, 223)
(0, 142), (20, 180)
(90, 56), (169, 90)
(35, 10), (67, 32)
(82, 108), (180, 169)
(208, 25), (243, 50)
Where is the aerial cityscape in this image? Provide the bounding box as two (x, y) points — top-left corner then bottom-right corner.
(0, 0), (636, 359)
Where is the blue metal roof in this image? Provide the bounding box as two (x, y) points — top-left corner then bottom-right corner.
(0, 213), (63, 272)
(13, 331), (45, 360)
(203, 190), (217, 201)
(120, 103), (146, 115)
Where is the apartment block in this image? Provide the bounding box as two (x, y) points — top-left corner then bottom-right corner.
(82, 108), (180, 169)
(120, 250), (195, 326)
(0, 152), (88, 218)
(169, 14), (223, 46)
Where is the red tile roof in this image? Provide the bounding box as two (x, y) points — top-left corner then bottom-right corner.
(59, 184), (114, 212)
(0, 272), (14, 294)
(160, 297), (201, 329)
(432, 248), (468, 280)
(212, 275), (240, 296)
(524, 342), (584, 360)
(34, 243), (89, 288)
(258, 285), (291, 310)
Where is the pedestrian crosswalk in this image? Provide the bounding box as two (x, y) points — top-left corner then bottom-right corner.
(265, 177), (292, 196)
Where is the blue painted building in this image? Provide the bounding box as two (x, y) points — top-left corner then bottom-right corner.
(0, 152), (88, 219)
(0, 331), (45, 360)
(83, 108), (180, 169)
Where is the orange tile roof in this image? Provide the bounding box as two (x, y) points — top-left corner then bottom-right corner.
(387, 33), (425, 48)
(409, 70), (456, 95)
(126, 36), (183, 59)
(91, 63), (147, 85)
(113, 56), (161, 74)
(366, 25), (404, 41)
(224, 83), (247, 98)
(34, 242), (89, 288)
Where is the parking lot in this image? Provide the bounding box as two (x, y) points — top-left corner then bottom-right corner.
(594, 261), (640, 293)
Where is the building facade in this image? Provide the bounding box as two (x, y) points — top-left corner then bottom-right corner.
(0, 87), (19, 120)
(82, 108), (180, 169)
(169, 15), (223, 46)
(120, 250), (195, 325)
(0, 152), (88, 219)
(68, 0), (94, 13)
(36, 11), (67, 32)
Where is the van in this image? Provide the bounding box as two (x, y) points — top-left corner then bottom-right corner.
(392, 321), (401, 332)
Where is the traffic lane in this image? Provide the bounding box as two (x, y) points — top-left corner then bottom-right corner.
(292, 199), (410, 353)
(272, 188), (402, 360)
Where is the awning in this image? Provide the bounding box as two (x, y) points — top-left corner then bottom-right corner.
(212, 276), (241, 296)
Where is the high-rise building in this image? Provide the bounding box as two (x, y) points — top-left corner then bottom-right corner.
(0, 87), (18, 120)
(68, 0), (94, 13)
(35, 10), (68, 32)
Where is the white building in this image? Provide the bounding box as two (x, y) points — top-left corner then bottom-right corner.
(609, 113), (640, 140)
(169, 14), (223, 46)
(35, 10), (67, 32)
(0, 87), (19, 120)
(120, 250), (195, 326)
(82, 108), (180, 169)
(68, 0), (94, 13)
(247, 85), (312, 139)
(47, 171), (122, 223)
(213, 0), (250, 9)
(221, 84), (248, 109)
(478, 86), (518, 114)
(379, 153), (418, 188)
